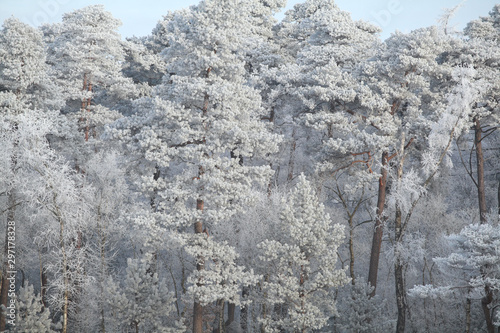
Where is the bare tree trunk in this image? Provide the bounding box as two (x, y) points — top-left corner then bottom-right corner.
(226, 152), (239, 329)
(81, 73), (93, 142)
(482, 285), (494, 333)
(474, 119), (494, 333)
(193, 199), (205, 333)
(240, 287), (249, 332)
(395, 205), (407, 333)
(465, 296), (471, 333)
(348, 213), (355, 284)
(226, 302), (235, 329)
(394, 135), (407, 333)
(213, 299), (225, 333)
(260, 275), (269, 333)
(56, 194), (70, 333)
(367, 151), (388, 296)
(474, 118), (487, 224)
(299, 265), (307, 333)
(97, 208), (107, 333)
(41, 264), (48, 308)
(287, 130), (296, 182)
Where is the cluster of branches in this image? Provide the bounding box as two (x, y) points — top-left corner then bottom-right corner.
(0, 1), (499, 333)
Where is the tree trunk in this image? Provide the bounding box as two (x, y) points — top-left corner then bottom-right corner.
(38, 248), (48, 308)
(97, 208), (107, 333)
(41, 265), (48, 308)
(58, 202), (70, 333)
(226, 302), (235, 328)
(474, 118), (494, 332)
(348, 215), (355, 285)
(474, 118), (487, 224)
(465, 296), (471, 333)
(367, 151), (388, 296)
(394, 135), (407, 333)
(240, 287), (249, 332)
(481, 285), (494, 333)
(287, 130), (296, 182)
(213, 299), (225, 333)
(193, 199), (205, 333)
(82, 73), (93, 142)
(395, 205), (407, 333)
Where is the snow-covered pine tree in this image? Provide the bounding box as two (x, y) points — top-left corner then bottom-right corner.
(0, 17), (61, 110)
(0, 17), (64, 331)
(419, 8), (500, 330)
(15, 283), (60, 333)
(257, 174), (349, 332)
(318, 27), (455, 327)
(108, 0), (281, 331)
(13, 111), (94, 333)
(409, 222), (500, 333)
(44, 5), (135, 147)
(335, 282), (393, 332)
(105, 254), (184, 333)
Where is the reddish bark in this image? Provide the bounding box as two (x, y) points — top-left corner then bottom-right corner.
(367, 151), (388, 296)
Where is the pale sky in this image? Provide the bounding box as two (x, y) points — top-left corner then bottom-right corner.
(0, 0), (497, 40)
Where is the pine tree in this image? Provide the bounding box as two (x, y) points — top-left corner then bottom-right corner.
(409, 222), (500, 332)
(45, 5), (135, 145)
(108, 1), (281, 331)
(105, 255), (184, 333)
(258, 174), (349, 332)
(0, 17), (63, 331)
(15, 283), (60, 333)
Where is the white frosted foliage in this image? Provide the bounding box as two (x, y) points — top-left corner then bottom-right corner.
(0, 18), (45, 95)
(422, 65), (483, 177)
(105, 255), (184, 333)
(258, 174), (349, 332)
(109, 0), (282, 311)
(409, 223), (500, 302)
(15, 283), (60, 333)
(181, 233), (259, 306)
